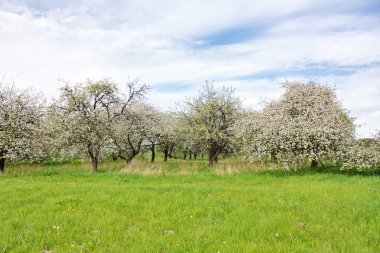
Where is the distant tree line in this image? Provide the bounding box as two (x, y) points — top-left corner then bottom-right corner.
(0, 79), (379, 172)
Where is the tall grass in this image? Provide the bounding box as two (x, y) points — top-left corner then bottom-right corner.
(1, 157), (379, 252)
(5, 156), (266, 176)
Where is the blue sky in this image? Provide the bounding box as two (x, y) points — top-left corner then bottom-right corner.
(0, 0), (379, 137)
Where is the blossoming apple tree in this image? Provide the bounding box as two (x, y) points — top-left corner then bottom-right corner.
(236, 81), (355, 168)
(0, 81), (45, 172)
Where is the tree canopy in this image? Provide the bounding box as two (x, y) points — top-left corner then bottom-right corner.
(182, 81), (241, 166)
(1, 78), (378, 173)
(0, 81), (45, 171)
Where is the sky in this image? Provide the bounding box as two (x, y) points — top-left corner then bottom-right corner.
(0, 0), (379, 137)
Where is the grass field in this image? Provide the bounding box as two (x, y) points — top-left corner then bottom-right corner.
(0, 159), (379, 252)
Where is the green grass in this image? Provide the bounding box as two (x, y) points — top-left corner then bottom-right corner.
(0, 160), (379, 252)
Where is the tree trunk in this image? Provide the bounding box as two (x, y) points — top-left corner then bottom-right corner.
(151, 143), (155, 163)
(87, 144), (99, 171)
(270, 150), (277, 162)
(125, 158), (132, 166)
(0, 158), (5, 173)
(119, 151), (135, 166)
(168, 146), (173, 159)
(311, 159), (318, 169)
(91, 157), (98, 171)
(163, 149), (169, 162)
(189, 152), (192, 160)
(194, 153), (197, 160)
(208, 155), (217, 167)
(183, 152), (187, 160)
(208, 148), (218, 167)
(208, 156), (214, 167)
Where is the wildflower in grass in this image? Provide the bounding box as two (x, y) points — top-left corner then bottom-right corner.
(164, 230), (174, 235)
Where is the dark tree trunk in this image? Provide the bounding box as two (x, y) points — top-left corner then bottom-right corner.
(125, 158), (132, 165)
(0, 158), (5, 173)
(168, 146), (174, 159)
(91, 157), (98, 171)
(119, 150), (139, 166)
(87, 145), (99, 172)
(201, 153), (204, 159)
(270, 150), (277, 162)
(194, 153), (197, 160)
(163, 149), (169, 162)
(183, 152), (187, 160)
(311, 159), (318, 169)
(208, 156), (215, 167)
(208, 148), (218, 167)
(112, 152), (118, 161)
(189, 152), (192, 160)
(151, 143), (155, 163)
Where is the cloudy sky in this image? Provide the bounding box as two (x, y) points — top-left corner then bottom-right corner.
(0, 0), (379, 137)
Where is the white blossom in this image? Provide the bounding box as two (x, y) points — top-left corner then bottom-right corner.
(0, 81), (45, 171)
(182, 81), (241, 166)
(236, 81), (355, 168)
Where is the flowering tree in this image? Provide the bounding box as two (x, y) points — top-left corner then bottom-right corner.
(341, 131), (380, 172)
(44, 108), (96, 162)
(141, 110), (183, 163)
(233, 110), (263, 158)
(53, 78), (149, 170)
(155, 112), (183, 161)
(170, 115), (197, 160)
(237, 81), (355, 168)
(53, 79), (117, 171)
(111, 102), (157, 164)
(0, 81), (45, 172)
(182, 81), (241, 166)
(134, 104), (160, 163)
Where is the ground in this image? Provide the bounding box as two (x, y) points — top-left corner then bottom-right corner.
(0, 159), (379, 252)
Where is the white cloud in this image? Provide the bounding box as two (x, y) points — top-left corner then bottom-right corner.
(330, 68), (380, 137)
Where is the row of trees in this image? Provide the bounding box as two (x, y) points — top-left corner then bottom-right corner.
(1, 79), (379, 172)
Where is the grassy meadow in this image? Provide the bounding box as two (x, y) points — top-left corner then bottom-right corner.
(0, 158), (379, 252)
